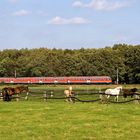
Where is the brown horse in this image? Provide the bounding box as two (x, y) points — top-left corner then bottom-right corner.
(2, 87), (15, 101)
(64, 89), (75, 102)
(122, 88), (138, 99)
(2, 85), (29, 101)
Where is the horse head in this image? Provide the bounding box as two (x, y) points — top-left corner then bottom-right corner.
(115, 86), (122, 91)
(15, 85), (29, 93)
(131, 88), (137, 92)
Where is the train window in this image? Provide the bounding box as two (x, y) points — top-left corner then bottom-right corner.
(10, 80), (14, 83)
(87, 80), (91, 83)
(54, 80), (58, 83)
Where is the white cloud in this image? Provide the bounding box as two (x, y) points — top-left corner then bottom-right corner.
(73, 0), (130, 11)
(72, 1), (83, 7)
(12, 10), (30, 16)
(48, 16), (91, 25)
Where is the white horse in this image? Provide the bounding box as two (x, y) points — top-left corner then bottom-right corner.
(105, 86), (122, 102)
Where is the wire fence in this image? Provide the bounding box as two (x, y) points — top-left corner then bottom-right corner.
(0, 89), (140, 104)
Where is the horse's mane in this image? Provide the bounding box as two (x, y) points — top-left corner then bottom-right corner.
(131, 88), (137, 92)
(14, 85), (29, 93)
(115, 86), (122, 89)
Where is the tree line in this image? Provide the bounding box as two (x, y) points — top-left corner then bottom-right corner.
(0, 44), (140, 84)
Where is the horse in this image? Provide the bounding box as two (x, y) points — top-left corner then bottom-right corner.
(2, 87), (15, 101)
(122, 88), (138, 99)
(64, 86), (75, 102)
(14, 85), (29, 101)
(2, 85), (29, 101)
(104, 86), (122, 102)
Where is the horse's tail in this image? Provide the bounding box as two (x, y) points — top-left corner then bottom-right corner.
(2, 88), (8, 96)
(1, 88), (10, 101)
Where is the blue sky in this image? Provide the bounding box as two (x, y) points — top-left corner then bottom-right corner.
(0, 0), (139, 50)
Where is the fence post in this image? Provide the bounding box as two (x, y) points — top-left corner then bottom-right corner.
(50, 91), (54, 97)
(133, 94), (140, 104)
(99, 93), (108, 104)
(43, 92), (47, 102)
(16, 94), (19, 102)
(0, 92), (3, 101)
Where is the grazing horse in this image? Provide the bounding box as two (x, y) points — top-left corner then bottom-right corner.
(105, 86), (122, 102)
(123, 88), (138, 99)
(64, 86), (75, 102)
(2, 85), (29, 101)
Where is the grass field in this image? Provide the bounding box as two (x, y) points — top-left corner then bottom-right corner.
(0, 100), (140, 140)
(0, 84), (140, 140)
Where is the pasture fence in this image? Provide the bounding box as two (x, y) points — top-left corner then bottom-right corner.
(42, 94), (140, 104)
(0, 89), (140, 104)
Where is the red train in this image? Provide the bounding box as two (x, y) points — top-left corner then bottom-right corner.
(0, 76), (112, 84)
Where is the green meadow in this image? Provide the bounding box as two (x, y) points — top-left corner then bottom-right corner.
(0, 101), (140, 140)
(0, 85), (140, 140)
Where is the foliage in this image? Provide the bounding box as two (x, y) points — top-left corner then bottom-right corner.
(0, 44), (140, 83)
